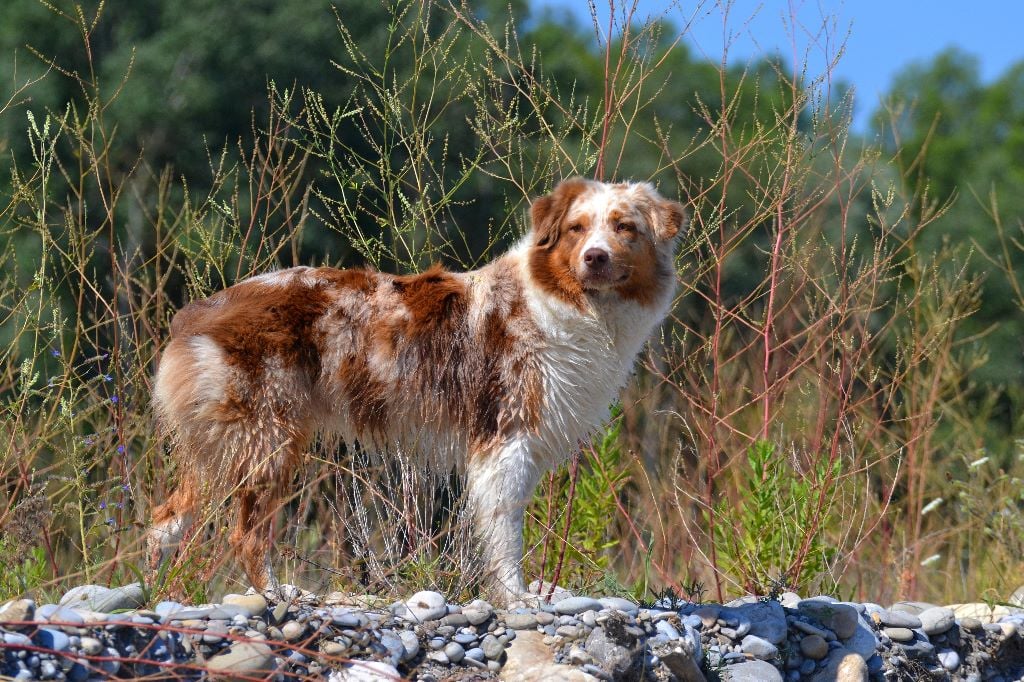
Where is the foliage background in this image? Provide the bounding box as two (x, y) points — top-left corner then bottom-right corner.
(1, 0), (1022, 606)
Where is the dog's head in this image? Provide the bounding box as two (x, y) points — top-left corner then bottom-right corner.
(528, 177), (685, 307)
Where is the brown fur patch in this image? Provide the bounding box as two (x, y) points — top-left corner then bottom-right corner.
(171, 277), (331, 381)
(528, 179), (594, 308)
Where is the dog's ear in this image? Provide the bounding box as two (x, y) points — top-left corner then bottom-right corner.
(655, 198), (687, 241)
(531, 178), (591, 248)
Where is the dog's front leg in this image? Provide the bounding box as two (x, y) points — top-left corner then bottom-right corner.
(467, 437), (542, 604)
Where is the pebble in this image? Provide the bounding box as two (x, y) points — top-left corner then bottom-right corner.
(403, 591), (447, 622)
(3, 586), (1023, 682)
(222, 593), (268, 618)
(798, 600), (859, 639)
(875, 609), (922, 628)
(800, 634), (829, 660)
(918, 606), (956, 635)
(883, 626), (915, 642)
(598, 597), (639, 615)
(444, 641), (465, 663)
(205, 640), (276, 677)
(938, 648), (961, 672)
(504, 612), (537, 630)
(553, 596), (604, 615)
(727, 658), (785, 681)
(0, 599), (35, 622)
(282, 620), (306, 641)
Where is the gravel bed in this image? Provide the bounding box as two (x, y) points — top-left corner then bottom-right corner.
(2, 581), (1023, 680)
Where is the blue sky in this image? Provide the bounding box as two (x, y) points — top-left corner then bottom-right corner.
(536, 1), (1024, 132)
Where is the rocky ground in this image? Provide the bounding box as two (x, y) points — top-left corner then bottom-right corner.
(1, 581), (1023, 680)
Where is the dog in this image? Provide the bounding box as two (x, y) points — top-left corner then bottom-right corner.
(147, 177), (684, 602)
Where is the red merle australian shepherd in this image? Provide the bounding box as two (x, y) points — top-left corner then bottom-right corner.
(148, 178), (685, 603)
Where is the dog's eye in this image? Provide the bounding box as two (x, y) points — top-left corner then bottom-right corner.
(568, 224), (584, 234)
(615, 222), (635, 233)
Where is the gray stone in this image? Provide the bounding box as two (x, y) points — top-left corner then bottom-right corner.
(465, 646), (485, 662)
(841, 621), (880, 660)
(568, 645), (592, 665)
(481, 633), (504, 660)
(727, 601), (788, 644)
(453, 631), (477, 645)
(534, 611), (556, 625)
(203, 620), (228, 644)
(918, 606), (955, 635)
(583, 612), (643, 677)
(557, 624), (581, 638)
(0, 599), (35, 623)
(883, 627), (914, 642)
(444, 641), (465, 663)
(900, 635), (934, 659)
(554, 596), (604, 615)
(87, 583), (145, 613)
(441, 613), (469, 627)
(654, 620), (680, 640)
(740, 634), (778, 659)
(726, 659), (784, 682)
(692, 605), (720, 628)
(800, 634), (829, 660)
(337, 661), (402, 681)
(331, 609), (368, 628)
(80, 636), (103, 656)
(888, 601), (936, 616)
(937, 649), (960, 672)
(398, 630), (419, 662)
(222, 594), (268, 618)
(798, 600), (859, 639)
(59, 585), (108, 606)
(379, 631), (405, 666)
(38, 604), (85, 625)
(426, 650), (449, 664)
(780, 592), (802, 608)
(791, 619), (830, 638)
(35, 627), (70, 651)
(504, 612), (538, 630)
(321, 640), (348, 656)
(281, 620), (305, 642)
(810, 648), (868, 682)
(598, 597), (639, 616)
(154, 601), (184, 618)
(403, 591), (447, 622)
(875, 609), (922, 629)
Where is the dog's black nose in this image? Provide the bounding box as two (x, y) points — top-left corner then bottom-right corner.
(584, 248), (609, 267)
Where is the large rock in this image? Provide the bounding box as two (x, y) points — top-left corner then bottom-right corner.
(400, 591), (446, 622)
(918, 606), (955, 635)
(582, 611), (643, 678)
(205, 640), (276, 680)
(811, 648), (868, 682)
(798, 600), (859, 639)
(501, 630), (599, 681)
(725, 659), (783, 681)
(721, 601), (788, 644)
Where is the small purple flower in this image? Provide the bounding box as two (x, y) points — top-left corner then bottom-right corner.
(117, 444), (125, 454)
(50, 348), (60, 357)
(105, 518), (115, 526)
(103, 374), (113, 382)
(115, 502), (124, 510)
(98, 501), (106, 510)
(121, 483), (130, 491)
(110, 395), (119, 404)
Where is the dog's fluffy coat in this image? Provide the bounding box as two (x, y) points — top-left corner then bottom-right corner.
(148, 178), (684, 601)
